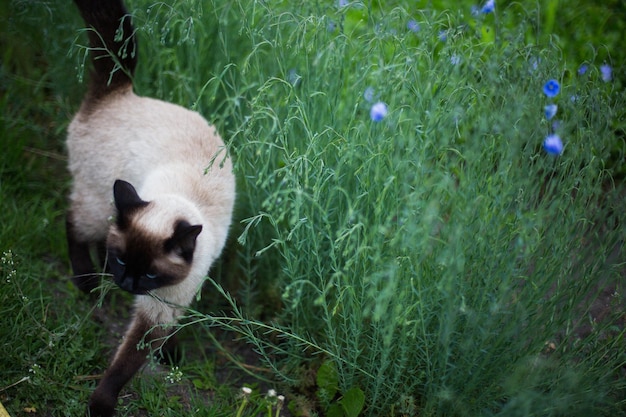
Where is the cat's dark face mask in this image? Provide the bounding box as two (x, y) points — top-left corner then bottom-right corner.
(107, 249), (163, 295)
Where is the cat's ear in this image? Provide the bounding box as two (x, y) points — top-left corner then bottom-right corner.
(113, 179), (148, 228)
(165, 220), (203, 263)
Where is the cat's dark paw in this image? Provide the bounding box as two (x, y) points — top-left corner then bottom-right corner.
(88, 389), (116, 417)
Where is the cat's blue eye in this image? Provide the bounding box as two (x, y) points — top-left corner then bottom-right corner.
(146, 273), (157, 279)
(116, 257), (126, 266)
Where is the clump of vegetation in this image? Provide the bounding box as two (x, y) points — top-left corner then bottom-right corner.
(207, 1), (625, 415)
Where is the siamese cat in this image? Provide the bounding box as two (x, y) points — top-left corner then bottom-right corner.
(67, 0), (235, 415)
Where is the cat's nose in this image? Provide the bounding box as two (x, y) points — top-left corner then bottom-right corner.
(117, 275), (136, 293)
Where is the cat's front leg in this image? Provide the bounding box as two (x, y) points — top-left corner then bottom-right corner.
(66, 213), (100, 293)
(87, 390), (115, 417)
(88, 310), (168, 416)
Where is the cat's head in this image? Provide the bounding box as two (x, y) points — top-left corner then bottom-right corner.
(106, 180), (203, 295)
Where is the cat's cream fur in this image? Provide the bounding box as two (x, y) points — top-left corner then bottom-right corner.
(68, 88), (235, 314)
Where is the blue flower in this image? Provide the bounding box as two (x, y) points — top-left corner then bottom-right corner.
(577, 64), (588, 75)
(543, 79), (560, 98)
(407, 19), (420, 33)
(288, 69), (301, 87)
(600, 64), (612, 82)
(363, 86), (375, 102)
(481, 0), (495, 13)
(370, 102), (388, 122)
(450, 54), (461, 65)
(543, 134), (563, 155)
(544, 104), (557, 120)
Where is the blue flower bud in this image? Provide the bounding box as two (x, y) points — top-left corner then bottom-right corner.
(544, 104), (558, 120)
(543, 134), (563, 155)
(370, 102), (388, 122)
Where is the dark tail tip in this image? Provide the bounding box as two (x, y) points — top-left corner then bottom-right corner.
(74, 0), (137, 99)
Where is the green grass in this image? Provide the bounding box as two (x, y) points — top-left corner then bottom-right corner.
(1, 0), (625, 416)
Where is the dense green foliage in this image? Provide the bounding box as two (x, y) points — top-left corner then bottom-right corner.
(1, 0), (624, 416)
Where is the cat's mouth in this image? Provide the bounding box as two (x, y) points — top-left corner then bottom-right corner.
(115, 275), (158, 295)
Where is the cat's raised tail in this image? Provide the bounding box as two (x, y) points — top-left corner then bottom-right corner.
(73, 0), (137, 100)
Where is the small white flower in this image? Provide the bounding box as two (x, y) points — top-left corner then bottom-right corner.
(165, 366), (183, 384)
(242, 386), (252, 395)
